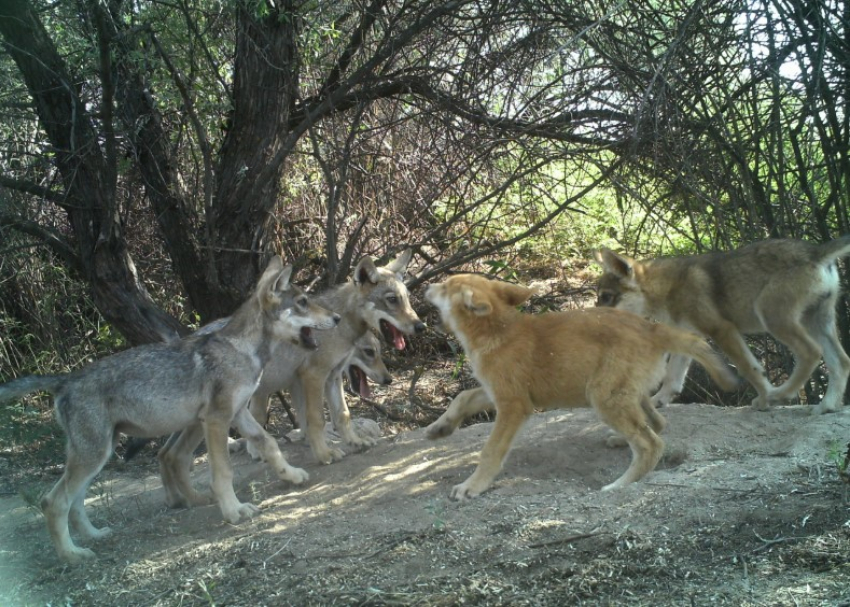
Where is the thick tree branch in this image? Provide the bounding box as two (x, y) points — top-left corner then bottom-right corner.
(0, 174), (66, 205)
(0, 212), (83, 274)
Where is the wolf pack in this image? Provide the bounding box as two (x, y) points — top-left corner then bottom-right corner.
(2, 236), (850, 563)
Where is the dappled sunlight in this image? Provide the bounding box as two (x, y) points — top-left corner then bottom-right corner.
(248, 434), (481, 532)
(3, 404), (850, 605)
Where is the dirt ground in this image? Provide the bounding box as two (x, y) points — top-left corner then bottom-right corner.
(1, 362), (849, 607)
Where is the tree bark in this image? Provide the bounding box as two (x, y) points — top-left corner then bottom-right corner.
(212, 0), (301, 298)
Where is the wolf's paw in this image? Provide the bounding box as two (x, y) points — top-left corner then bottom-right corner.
(246, 440), (265, 461)
(228, 437), (247, 454)
(810, 400), (841, 415)
(223, 502), (261, 524)
(605, 432), (628, 448)
(315, 446), (346, 465)
(750, 395), (771, 411)
(449, 479), (484, 501)
(85, 526), (113, 541)
(61, 545), (97, 564)
(650, 395), (671, 408)
(345, 432), (378, 450)
(237, 503), (261, 520)
(426, 420), (455, 440)
(280, 466), (309, 485)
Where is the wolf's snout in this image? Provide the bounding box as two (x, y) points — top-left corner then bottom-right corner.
(414, 321), (427, 334)
(382, 376), (393, 386)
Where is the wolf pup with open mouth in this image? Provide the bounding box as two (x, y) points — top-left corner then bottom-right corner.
(0, 257), (339, 563)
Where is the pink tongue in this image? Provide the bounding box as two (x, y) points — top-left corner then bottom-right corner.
(359, 373), (371, 398)
(390, 325), (406, 350)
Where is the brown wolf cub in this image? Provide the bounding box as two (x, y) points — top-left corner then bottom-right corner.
(424, 273), (737, 500)
(595, 236), (850, 413)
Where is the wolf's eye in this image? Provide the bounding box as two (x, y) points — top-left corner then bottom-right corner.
(363, 348), (375, 358)
(296, 296), (308, 307)
(597, 291), (616, 306)
(387, 294), (399, 304)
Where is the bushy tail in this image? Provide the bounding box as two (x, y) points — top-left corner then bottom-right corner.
(653, 325), (739, 391)
(816, 234), (850, 264)
(0, 375), (65, 403)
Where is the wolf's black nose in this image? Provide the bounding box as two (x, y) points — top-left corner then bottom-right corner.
(332, 314), (341, 325)
(414, 321), (426, 334)
(383, 376), (393, 386)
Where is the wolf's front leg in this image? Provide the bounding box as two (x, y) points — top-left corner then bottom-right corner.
(245, 392), (272, 461)
(450, 399), (528, 500)
(326, 373), (375, 449)
(234, 407), (309, 484)
(293, 373), (345, 464)
(203, 417), (259, 523)
(426, 387), (493, 440)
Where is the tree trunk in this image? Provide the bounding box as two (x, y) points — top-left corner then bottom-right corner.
(212, 0), (300, 298)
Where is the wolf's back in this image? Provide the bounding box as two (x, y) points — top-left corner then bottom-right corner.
(816, 234), (850, 263)
(0, 375), (66, 403)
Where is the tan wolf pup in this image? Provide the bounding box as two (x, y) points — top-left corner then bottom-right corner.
(0, 257), (339, 563)
(424, 274), (737, 500)
(595, 236), (850, 413)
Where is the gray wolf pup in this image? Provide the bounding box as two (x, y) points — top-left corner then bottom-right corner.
(345, 330), (393, 399)
(424, 274), (737, 500)
(0, 258), (339, 563)
(181, 251), (424, 464)
(595, 236), (850, 413)
(248, 330), (392, 448)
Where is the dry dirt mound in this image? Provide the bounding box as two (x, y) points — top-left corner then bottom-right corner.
(1, 403), (849, 606)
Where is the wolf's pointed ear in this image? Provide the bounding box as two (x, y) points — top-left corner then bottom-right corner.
(499, 283), (534, 307)
(461, 286), (492, 316)
(258, 256), (285, 290)
(384, 249), (413, 275)
(354, 256), (380, 285)
(595, 248), (634, 279)
(271, 265), (294, 293)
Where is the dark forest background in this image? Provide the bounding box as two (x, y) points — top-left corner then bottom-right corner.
(2, 0), (849, 402)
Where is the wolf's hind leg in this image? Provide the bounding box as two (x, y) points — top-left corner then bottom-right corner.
(158, 425), (211, 508)
(594, 391), (664, 491)
(606, 395), (666, 448)
(43, 435), (112, 563)
(804, 304), (850, 414)
(69, 489), (112, 541)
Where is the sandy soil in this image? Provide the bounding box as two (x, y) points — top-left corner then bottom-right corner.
(1, 376), (849, 606)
